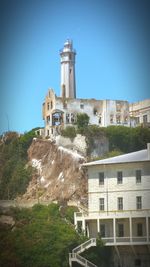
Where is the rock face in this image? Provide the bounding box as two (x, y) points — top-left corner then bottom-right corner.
(90, 136), (109, 158)
(22, 139), (87, 204)
(55, 134), (87, 156)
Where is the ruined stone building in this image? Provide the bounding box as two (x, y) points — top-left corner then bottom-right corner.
(42, 40), (150, 137)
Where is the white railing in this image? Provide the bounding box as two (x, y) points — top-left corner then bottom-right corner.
(69, 238), (97, 267)
(102, 236), (149, 245)
(75, 209), (150, 219)
(102, 237), (114, 243)
(132, 236), (147, 242)
(73, 238), (96, 253)
(69, 253), (97, 267)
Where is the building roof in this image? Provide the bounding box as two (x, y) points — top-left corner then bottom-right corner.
(83, 147), (150, 167)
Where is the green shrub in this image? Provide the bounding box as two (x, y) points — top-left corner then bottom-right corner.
(76, 113), (90, 133)
(105, 126), (150, 153)
(64, 206), (79, 224)
(61, 126), (76, 140)
(0, 129), (36, 199)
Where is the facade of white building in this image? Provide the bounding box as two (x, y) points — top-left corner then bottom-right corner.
(42, 40), (150, 137)
(129, 99), (150, 128)
(74, 144), (150, 267)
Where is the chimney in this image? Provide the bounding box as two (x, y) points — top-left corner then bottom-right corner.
(147, 143), (150, 160)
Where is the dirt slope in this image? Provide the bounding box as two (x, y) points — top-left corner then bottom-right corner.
(22, 138), (87, 204)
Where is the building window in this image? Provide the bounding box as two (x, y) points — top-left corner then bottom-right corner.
(99, 117), (102, 124)
(118, 197), (123, 210)
(99, 198), (104, 211)
(110, 114), (114, 123)
(66, 113), (70, 123)
(93, 108), (97, 115)
(137, 223), (143, 236)
(100, 224), (105, 237)
(47, 102), (50, 110)
(71, 113), (75, 123)
(47, 130), (49, 136)
(136, 170), (141, 184)
(77, 221), (83, 234)
(116, 102), (121, 112)
(80, 103), (84, 109)
(51, 101), (53, 109)
(99, 172), (104, 185)
(52, 113), (61, 126)
(136, 196), (142, 210)
(118, 224), (124, 237)
(46, 116), (50, 124)
(117, 171), (123, 184)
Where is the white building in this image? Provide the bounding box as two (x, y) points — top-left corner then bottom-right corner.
(130, 99), (150, 128)
(42, 40), (150, 137)
(74, 144), (150, 267)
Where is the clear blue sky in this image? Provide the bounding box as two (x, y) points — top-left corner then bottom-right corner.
(0, 0), (150, 134)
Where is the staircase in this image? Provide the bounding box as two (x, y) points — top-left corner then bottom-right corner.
(69, 238), (97, 267)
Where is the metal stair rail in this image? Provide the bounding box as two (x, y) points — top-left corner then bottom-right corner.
(69, 238), (97, 267)
(69, 253), (97, 267)
(72, 238), (97, 254)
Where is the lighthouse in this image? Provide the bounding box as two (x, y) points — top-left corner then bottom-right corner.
(60, 39), (76, 98)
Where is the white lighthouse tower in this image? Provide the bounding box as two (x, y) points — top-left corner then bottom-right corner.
(60, 39), (76, 98)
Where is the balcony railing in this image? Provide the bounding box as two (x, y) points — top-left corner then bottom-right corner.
(102, 236), (149, 245)
(132, 236), (147, 242)
(75, 209), (150, 219)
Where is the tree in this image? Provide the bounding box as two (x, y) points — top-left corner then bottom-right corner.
(0, 129), (35, 199)
(76, 113), (90, 133)
(0, 204), (89, 267)
(19, 129), (36, 159)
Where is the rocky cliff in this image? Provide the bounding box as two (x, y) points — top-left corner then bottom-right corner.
(21, 138), (88, 205)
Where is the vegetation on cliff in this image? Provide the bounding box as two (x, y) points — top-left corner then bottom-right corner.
(0, 130), (37, 199)
(60, 116), (150, 158)
(0, 203), (111, 267)
(61, 126), (77, 140)
(105, 125), (150, 153)
(1, 125), (150, 199)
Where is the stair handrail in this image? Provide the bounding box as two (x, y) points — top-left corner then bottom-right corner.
(72, 238), (96, 253)
(69, 253), (97, 267)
